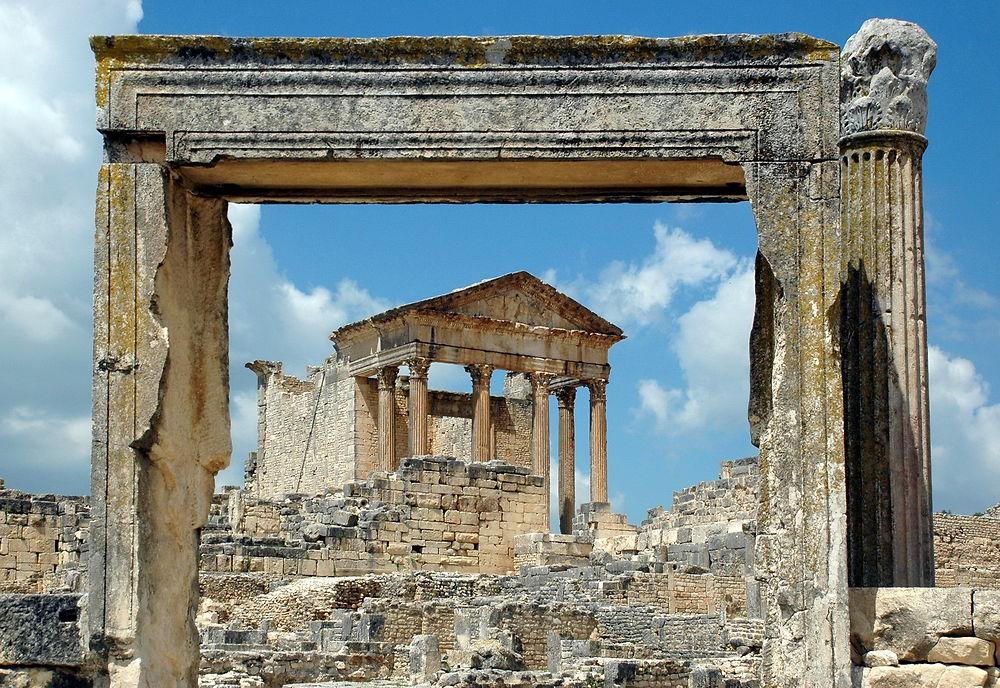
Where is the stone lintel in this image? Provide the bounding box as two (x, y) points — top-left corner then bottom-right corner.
(92, 33), (838, 71)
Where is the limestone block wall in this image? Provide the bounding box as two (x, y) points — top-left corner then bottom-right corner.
(849, 587), (1000, 687)
(933, 512), (1000, 589)
(639, 458), (759, 546)
(202, 456), (547, 576)
(0, 485), (89, 594)
(248, 360), (533, 500)
(246, 361), (357, 498)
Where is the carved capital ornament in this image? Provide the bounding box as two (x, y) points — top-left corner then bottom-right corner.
(841, 18), (937, 136)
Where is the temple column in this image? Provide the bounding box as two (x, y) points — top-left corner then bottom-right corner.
(555, 387), (576, 535)
(465, 364), (494, 462)
(376, 366), (399, 472)
(407, 358), (431, 456)
(588, 379), (608, 503)
(840, 19), (937, 587)
(529, 372), (554, 528)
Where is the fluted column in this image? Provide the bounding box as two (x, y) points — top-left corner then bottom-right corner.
(555, 387), (577, 535)
(528, 372), (554, 528)
(376, 366), (399, 472)
(588, 379), (608, 503)
(407, 358), (431, 456)
(840, 19), (937, 587)
(465, 364), (494, 462)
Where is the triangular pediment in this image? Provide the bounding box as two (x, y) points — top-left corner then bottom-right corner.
(334, 272), (623, 339)
(402, 272), (622, 336)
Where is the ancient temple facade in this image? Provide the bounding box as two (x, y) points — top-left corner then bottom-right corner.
(245, 271), (624, 531)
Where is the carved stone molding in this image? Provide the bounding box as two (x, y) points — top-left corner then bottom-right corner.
(465, 364), (495, 387)
(406, 358), (431, 380)
(376, 366), (399, 391)
(587, 379), (608, 403)
(527, 371), (555, 394)
(555, 386), (577, 410)
(842, 18), (937, 136)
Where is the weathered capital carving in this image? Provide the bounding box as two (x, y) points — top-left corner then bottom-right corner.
(406, 357), (431, 380)
(527, 371), (555, 395)
(587, 379), (607, 402)
(555, 386), (577, 409)
(842, 18), (937, 136)
(464, 364), (494, 387)
(376, 365), (399, 391)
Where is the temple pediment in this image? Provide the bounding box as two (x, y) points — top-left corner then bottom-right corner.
(331, 271), (624, 378)
(335, 271), (622, 339)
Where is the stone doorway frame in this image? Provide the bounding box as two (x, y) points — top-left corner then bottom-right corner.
(90, 24), (934, 687)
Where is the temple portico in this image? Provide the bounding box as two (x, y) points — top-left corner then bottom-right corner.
(331, 272), (624, 532)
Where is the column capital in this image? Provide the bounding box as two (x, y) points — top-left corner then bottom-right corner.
(555, 386), (577, 409)
(376, 365), (399, 391)
(406, 357), (431, 380)
(527, 371), (555, 394)
(587, 378), (607, 402)
(464, 363), (495, 387)
(841, 18), (936, 137)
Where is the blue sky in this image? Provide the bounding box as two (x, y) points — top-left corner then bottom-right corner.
(0, 1), (998, 525)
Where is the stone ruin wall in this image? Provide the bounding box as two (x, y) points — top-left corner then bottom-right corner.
(0, 479), (88, 595)
(205, 456), (546, 577)
(2, 459), (1000, 687)
(932, 513), (1000, 589)
(246, 361), (532, 499)
(849, 587), (1000, 687)
(3, 457), (1000, 597)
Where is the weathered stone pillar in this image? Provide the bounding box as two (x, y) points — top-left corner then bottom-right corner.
(555, 387), (577, 535)
(407, 358), (431, 456)
(92, 163), (231, 686)
(840, 18), (937, 587)
(588, 379), (608, 503)
(529, 372), (554, 528)
(465, 364), (494, 462)
(376, 366), (399, 472)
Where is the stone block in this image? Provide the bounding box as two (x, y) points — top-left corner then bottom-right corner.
(975, 591), (1000, 643)
(927, 637), (995, 666)
(0, 594), (83, 666)
(863, 664), (988, 687)
(850, 587), (974, 661)
(410, 634), (441, 682)
(864, 650), (899, 667)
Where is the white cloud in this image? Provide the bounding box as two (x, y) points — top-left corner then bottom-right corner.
(928, 345), (1000, 513)
(228, 204), (389, 377)
(0, 406), (91, 494)
(0, 0), (142, 494)
(637, 263), (755, 434)
(225, 203), (390, 485)
(554, 222), (737, 326)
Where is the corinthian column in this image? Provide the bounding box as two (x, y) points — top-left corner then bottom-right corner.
(840, 18), (937, 587)
(465, 364), (494, 462)
(528, 372), (554, 528)
(376, 366), (399, 472)
(588, 379), (608, 503)
(555, 387), (577, 535)
(407, 358), (431, 456)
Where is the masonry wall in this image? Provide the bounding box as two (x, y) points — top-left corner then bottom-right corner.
(246, 361), (357, 498)
(933, 513), (1000, 589)
(204, 456), (547, 576)
(249, 361), (533, 500)
(0, 482), (88, 594)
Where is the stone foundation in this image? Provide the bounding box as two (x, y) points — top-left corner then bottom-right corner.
(850, 587), (1000, 687)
